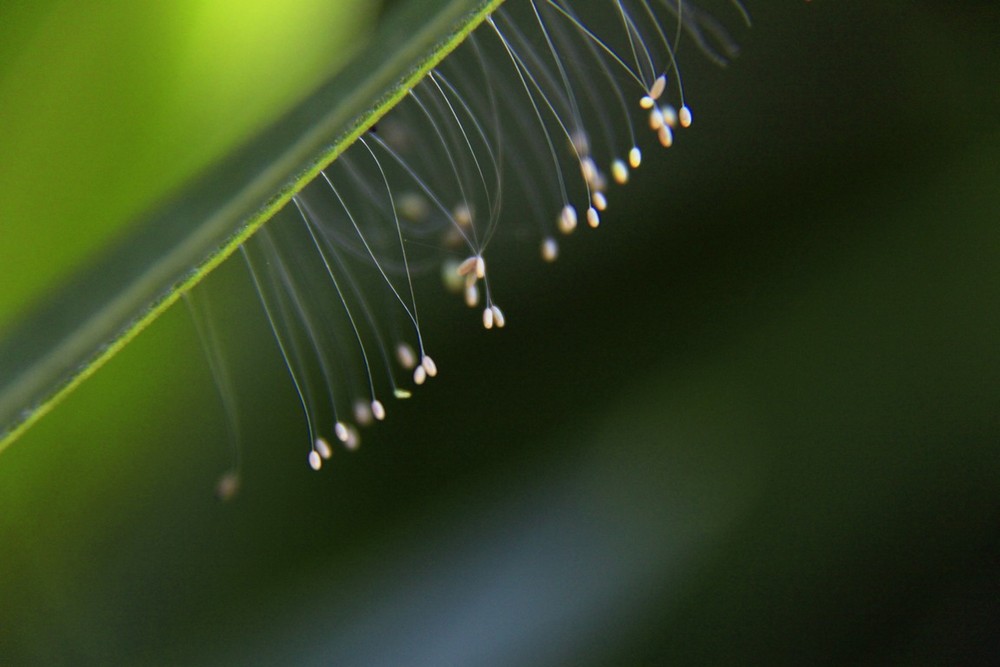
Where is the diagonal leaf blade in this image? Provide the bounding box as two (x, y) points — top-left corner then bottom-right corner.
(0, 0), (504, 454)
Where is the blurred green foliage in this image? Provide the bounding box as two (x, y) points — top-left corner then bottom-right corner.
(0, 0), (376, 328)
(1, 1), (998, 664)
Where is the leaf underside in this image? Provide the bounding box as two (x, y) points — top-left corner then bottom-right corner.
(0, 0), (505, 454)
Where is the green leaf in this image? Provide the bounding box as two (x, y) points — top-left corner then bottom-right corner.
(0, 0), (505, 453)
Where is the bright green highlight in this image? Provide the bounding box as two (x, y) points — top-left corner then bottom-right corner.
(0, 0), (377, 331)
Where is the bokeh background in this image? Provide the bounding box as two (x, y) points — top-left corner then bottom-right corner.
(1, 1), (998, 664)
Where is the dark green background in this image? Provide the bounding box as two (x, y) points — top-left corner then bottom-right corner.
(1, 1), (998, 664)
